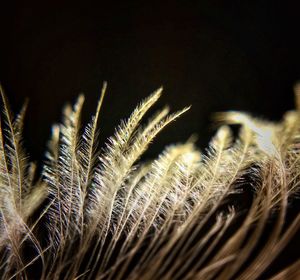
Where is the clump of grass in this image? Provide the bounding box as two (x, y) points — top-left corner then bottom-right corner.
(0, 83), (299, 279)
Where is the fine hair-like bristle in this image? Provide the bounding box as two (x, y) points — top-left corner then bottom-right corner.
(0, 83), (299, 279)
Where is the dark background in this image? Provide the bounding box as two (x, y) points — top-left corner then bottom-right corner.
(0, 1), (299, 163)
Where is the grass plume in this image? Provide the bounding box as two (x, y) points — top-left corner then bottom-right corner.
(0, 83), (299, 279)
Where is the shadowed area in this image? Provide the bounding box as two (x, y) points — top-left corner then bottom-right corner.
(0, 1), (299, 163)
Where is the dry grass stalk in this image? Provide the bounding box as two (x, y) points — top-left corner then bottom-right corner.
(0, 83), (299, 279)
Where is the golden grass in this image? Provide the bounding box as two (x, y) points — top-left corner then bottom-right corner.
(0, 83), (299, 279)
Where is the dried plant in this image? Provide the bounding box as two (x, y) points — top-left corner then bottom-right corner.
(0, 83), (299, 279)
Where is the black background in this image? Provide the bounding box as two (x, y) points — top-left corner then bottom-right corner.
(0, 1), (299, 163)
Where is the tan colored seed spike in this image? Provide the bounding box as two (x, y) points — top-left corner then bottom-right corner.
(0, 84), (299, 280)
